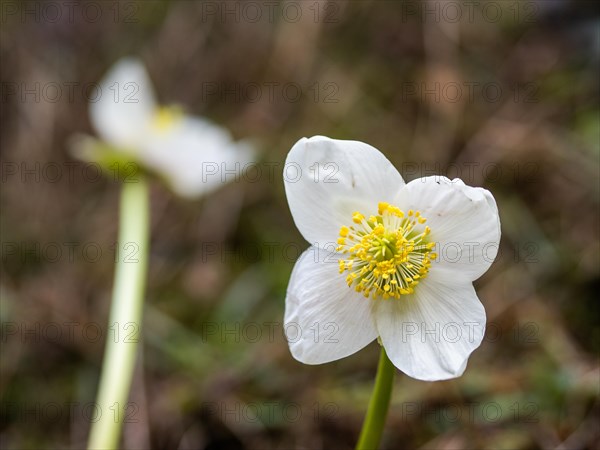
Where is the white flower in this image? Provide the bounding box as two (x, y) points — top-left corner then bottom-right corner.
(283, 136), (501, 381)
(74, 58), (253, 198)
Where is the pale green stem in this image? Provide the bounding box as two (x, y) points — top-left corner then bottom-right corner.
(88, 178), (150, 450)
(356, 346), (396, 450)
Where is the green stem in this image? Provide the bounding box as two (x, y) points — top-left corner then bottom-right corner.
(88, 178), (150, 450)
(356, 346), (396, 450)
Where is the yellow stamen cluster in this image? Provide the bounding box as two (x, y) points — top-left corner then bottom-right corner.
(337, 202), (437, 300)
(152, 106), (183, 133)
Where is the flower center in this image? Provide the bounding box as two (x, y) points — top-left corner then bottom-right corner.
(152, 106), (183, 133)
(337, 202), (437, 299)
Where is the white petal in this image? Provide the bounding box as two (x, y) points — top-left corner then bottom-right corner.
(141, 117), (255, 198)
(89, 58), (157, 149)
(285, 246), (378, 364)
(284, 136), (405, 249)
(396, 176), (501, 281)
(374, 277), (486, 381)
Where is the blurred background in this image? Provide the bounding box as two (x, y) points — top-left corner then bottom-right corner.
(1, 0), (599, 449)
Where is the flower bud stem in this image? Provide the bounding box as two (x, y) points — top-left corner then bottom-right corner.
(88, 178), (150, 449)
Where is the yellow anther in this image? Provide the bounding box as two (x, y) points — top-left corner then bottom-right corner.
(152, 106), (183, 132)
(340, 226), (349, 237)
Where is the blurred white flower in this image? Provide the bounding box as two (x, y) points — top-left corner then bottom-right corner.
(283, 136), (501, 381)
(74, 58), (254, 198)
